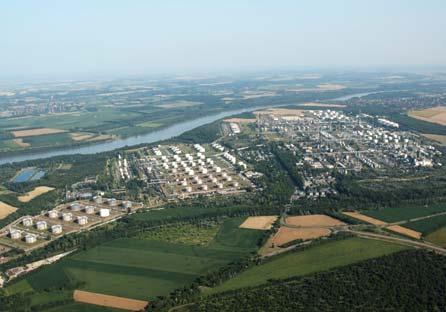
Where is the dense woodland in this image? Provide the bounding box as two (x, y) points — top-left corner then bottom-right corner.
(185, 250), (446, 312)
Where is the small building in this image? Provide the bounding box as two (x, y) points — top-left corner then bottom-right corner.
(36, 220), (47, 230)
(51, 224), (63, 234)
(70, 202), (81, 211)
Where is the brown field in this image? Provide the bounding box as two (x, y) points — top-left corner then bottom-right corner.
(255, 108), (304, 116)
(298, 102), (346, 108)
(272, 227), (331, 246)
(342, 212), (387, 226)
(71, 132), (94, 142)
(18, 186), (55, 203)
(386, 225), (422, 239)
(317, 83), (347, 90)
(422, 134), (446, 145)
(12, 128), (67, 138)
(86, 134), (114, 142)
(408, 106), (446, 126)
(73, 290), (148, 311)
(0, 201), (18, 219)
(13, 138), (31, 147)
(239, 216), (278, 230)
(223, 118), (257, 124)
(285, 214), (345, 227)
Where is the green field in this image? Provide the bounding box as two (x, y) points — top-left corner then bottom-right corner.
(206, 237), (407, 294)
(362, 204), (446, 223)
(44, 303), (122, 312)
(6, 218), (264, 301)
(426, 227), (446, 247)
(404, 214), (446, 235)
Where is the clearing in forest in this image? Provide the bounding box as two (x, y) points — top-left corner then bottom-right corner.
(239, 216), (278, 230)
(18, 186), (55, 202)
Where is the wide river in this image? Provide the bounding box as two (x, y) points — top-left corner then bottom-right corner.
(0, 92), (374, 165)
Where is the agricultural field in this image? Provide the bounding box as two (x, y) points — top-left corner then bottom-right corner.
(426, 227), (446, 247)
(239, 216), (278, 230)
(0, 201), (17, 219)
(206, 237), (407, 295)
(5, 218), (264, 301)
(408, 106), (446, 126)
(361, 204), (446, 223)
(404, 214), (446, 236)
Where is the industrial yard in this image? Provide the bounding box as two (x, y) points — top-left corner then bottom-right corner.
(114, 143), (253, 200)
(0, 197), (141, 252)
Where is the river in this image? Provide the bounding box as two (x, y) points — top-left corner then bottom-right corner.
(0, 91), (376, 165)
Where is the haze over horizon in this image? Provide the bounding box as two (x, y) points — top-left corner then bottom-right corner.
(1, 0), (446, 79)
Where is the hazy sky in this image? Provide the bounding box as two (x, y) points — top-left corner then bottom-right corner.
(1, 0), (446, 78)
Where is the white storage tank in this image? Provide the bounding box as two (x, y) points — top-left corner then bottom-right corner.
(107, 198), (117, 206)
(202, 185), (208, 191)
(25, 233), (37, 244)
(232, 182), (239, 187)
(85, 206), (95, 214)
(226, 176), (232, 182)
(217, 183), (224, 189)
(51, 224), (63, 234)
(48, 210), (58, 219)
(100, 208), (110, 218)
(10, 229), (21, 240)
(181, 180), (188, 187)
(36, 220), (47, 230)
(62, 213), (73, 222)
(122, 201), (133, 209)
(22, 217), (33, 227)
(77, 216), (88, 225)
(215, 167), (221, 173)
(93, 196), (103, 204)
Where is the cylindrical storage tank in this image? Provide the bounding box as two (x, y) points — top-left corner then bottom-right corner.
(226, 176), (232, 182)
(85, 206), (95, 214)
(185, 186), (192, 193)
(107, 198), (117, 206)
(10, 229), (21, 239)
(211, 177), (218, 183)
(51, 224), (63, 234)
(171, 168), (177, 174)
(122, 201), (132, 209)
(202, 185), (208, 191)
(188, 170), (195, 176)
(62, 213), (72, 222)
(215, 167), (221, 173)
(77, 216), (88, 225)
(48, 210), (58, 219)
(217, 183), (224, 189)
(181, 180), (188, 186)
(222, 172), (228, 178)
(197, 179), (203, 185)
(93, 196), (103, 204)
(100, 208), (110, 218)
(25, 234), (37, 244)
(232, 182), (239, 187)
(36, 220), (47, 230)
(70, 202), (81, 211)
(22, 217), (33, 227)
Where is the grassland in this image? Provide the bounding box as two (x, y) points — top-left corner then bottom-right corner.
(362, 204), (446, 223)
(426, 227), (446, 247)
(206, 237), (407, 294)
(6, 218), (264, 301)
(139, 223), (219, 246)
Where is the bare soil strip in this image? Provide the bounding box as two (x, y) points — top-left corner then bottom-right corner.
(18, 186), (55, 203)
(386, 225), (422, 239)
(342, 212), (387, 226)
(223, 118), (257, 123)
(285, 215), (345, 227)
(13, 138), (31, 147)
(73, 290), (148, 311)
(0, 201), (18, 219)
(12, 128), (67, 138)
(239, 216), (278, 230)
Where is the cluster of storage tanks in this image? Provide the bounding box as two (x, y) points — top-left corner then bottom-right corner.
(212, 143), (225, 152)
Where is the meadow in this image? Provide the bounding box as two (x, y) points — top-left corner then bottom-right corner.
(206, 237), (407, 295)
(5, 218), (264, 302)
(404, 214), (446, 235)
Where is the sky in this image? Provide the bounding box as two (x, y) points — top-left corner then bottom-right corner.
(1, 0), (446, 79)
